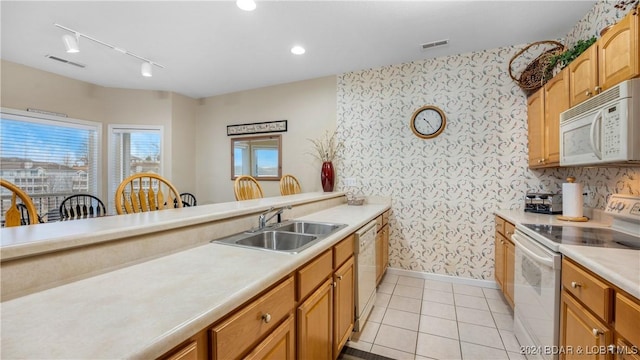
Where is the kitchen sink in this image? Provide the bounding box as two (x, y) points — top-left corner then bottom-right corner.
(235, 231), (318, 251)
(273, 220), (345, 235)
(212, 220), (347, 254)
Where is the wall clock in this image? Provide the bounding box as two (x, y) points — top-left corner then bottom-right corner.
(410, 105), (446, 139)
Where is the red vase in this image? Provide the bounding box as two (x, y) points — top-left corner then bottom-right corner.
(321, 161), (335, 192)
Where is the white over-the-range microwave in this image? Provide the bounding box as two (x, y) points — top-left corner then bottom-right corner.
(560, 78), (640, 166)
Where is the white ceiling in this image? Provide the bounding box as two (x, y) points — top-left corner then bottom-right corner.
(1, 1), (596, 99)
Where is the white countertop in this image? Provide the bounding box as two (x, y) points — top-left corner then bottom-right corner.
(0, 202), (390, 359)
(0, 192), (344, 260)
(495, 209), (640, 299)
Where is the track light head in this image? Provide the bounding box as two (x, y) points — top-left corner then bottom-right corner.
(141, 62), (153, 77)
(62, 33), (79, 53)
(236, 0), (256, 11)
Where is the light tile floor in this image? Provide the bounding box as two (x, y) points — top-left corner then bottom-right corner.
(346, 273), (524, 360)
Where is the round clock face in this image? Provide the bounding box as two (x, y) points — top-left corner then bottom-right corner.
(410, 106), (446, 139)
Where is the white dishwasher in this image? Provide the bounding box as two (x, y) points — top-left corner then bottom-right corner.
(353, 220), (377, 332)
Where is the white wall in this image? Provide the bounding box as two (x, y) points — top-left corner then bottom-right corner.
(0, 60), (196, 203)
(195, 76), (337, 204)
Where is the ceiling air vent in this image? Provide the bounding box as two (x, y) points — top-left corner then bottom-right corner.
(421, 39), (449, 51)
(45, 55), (86, 68)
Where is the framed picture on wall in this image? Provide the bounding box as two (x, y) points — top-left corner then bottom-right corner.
(227, 120), (287, 136)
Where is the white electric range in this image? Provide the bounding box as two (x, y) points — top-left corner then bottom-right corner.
(512, 194), (640, 360)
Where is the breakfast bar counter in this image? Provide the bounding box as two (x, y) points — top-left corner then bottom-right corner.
(0, 195), (390, 359)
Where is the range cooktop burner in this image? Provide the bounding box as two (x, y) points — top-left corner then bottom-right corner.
(521, 224), (640, 250)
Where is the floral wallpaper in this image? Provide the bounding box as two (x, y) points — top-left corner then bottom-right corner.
(336, 0), (639, 280)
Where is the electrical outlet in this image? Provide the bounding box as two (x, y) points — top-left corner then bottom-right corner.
(344, 178), (357, 187)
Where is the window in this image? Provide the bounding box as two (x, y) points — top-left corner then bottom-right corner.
(0, 108), (101, 222)
(108, 125), (163, 212)
(231, 135), (281, 180)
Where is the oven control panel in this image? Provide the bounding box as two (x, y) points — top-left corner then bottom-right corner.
(605, 194), (640, 220)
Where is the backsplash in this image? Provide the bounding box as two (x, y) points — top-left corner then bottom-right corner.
(336, 0), (639, 280)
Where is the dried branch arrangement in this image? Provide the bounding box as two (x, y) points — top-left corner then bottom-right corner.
(307, 129), (344, 162)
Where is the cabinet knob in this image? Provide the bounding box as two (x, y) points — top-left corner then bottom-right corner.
(592, 328), (603, 336)
(337, 275), (343, 280)
(571, 281), (582, 288)
(333, 281), (337, 288)
(261, 313), (272, 324)
(595, 86), (602, 94)
(585, 91), (592, 97)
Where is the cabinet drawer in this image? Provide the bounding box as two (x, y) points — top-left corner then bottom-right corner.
(334, 235), (354, 268)
(382, 211), (389, 227)
(164, 341), (198, 360)
(504, 222), (515, 242)
(615, 292), (640, 346)
(211, 276), (295, 360)
(495, 216), (505, 236)
(297, 250), (332, 301)
(562, 259), (612, 321)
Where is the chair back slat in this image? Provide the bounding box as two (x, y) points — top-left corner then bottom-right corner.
(115, 173), (182, 215)
(59, 194), (106, 221)
(280, 174), (301, 196)
(1, 179), (38, 227)
(234, 176), (264, 201)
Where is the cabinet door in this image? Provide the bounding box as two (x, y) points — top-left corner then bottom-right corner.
(244, 315), (295, 360)
(381, 224), (389, 275)
(569, 46), (599, 107)
(504, 239), (515, 309)
(494, 233), (505, 290)
(560, 291), (612, 360)
(333, 257), (355, 359)
(544, 67), (570, 166)
(527, 88), (545, 168)
(375, 230), (383, 285)
(298, 279), (333, 360)
(599, 11), (639, 91)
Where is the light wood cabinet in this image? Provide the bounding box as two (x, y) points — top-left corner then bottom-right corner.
(297, 278), (333, 360)
(163, 341), (199, 360)
(244, 315), (296, 360)
(560, 258), (640, 360)
(527, 68), (569, 168)
(569, 10), (639, 107)
(211, 276), (295, 360)
(375, 210), (390, 285)
(494, 215), (514, 309)
(333, 256), (354, 359)
(560, 291), (613, 360)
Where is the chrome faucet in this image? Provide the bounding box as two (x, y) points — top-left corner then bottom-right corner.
(258, 205), (292, 229)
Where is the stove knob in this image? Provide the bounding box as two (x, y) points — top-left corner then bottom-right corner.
(617, 202), (625, 211)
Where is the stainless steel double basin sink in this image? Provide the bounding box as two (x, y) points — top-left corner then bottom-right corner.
(213, 220), (347, 254)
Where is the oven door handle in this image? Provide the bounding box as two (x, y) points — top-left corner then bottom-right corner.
(512, 233), (555, 268)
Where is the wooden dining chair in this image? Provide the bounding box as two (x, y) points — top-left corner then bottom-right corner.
(59, 194), (106, 221)
(234, 175), (264, 201)
(115, 173), (182, 215)
(179, 192), (197, 207)
(1, 179), (39, 227)
(280, 174), (301, 196)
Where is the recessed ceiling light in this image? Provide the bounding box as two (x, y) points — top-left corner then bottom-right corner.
(236, 0), (256, 11)
(291, 46), (305, 55)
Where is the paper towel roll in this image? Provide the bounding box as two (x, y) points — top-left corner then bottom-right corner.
(562, 177), (583, 218)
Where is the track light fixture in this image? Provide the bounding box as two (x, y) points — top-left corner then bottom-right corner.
(54, 23), (164, 77)
(141, 62), (152, 77)
(236, 0), (256, 11)
(62, 33), (79, 53)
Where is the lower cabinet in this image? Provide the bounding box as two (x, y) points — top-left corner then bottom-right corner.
(494, 215), (515, 308)
(297, 278), (334, 360)
(375, 210), (390, 285)
(560, 258), (640, 360)
(333, 256), (354, 359)
(244, 315), (296, 360)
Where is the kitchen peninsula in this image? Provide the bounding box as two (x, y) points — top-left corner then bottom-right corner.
(0, 192), (391, 359)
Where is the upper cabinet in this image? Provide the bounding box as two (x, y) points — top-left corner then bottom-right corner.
(527, 68), (569, 168)
(569, 10), (639, 107)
